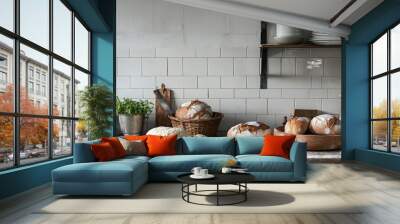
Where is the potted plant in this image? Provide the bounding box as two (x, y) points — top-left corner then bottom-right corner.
(79, 84), (113, 140)
(116, 97), (153, 135)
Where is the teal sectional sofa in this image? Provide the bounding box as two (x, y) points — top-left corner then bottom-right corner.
(52, 137), (307, 196)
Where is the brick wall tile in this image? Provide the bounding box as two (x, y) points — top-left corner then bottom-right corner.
(198, 77), (221, 88)
(246, 99), (267, 114)
(221, 47), (246, 57)
(168, 58), (183, 76)
(209, 89), (234, 98)
(208, 58), (234, 76)
(142, 58), (167, 76)
(183, 58), (207, 76)
(221, 77), (246, 88)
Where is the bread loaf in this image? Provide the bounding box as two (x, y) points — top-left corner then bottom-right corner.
(227, 121), (272, 137)
(284, 117), (310, 135)
(309, 114), (341, 135)
(175, 100), (213, 120)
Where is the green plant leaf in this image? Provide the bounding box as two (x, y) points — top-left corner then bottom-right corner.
(79, 84), (113, 140)
(116, 97), (153, 117)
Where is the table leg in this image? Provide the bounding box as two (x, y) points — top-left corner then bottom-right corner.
(187, 184), (190, 202)
(245, 183), (247, 201)
(195, 184), (198, 192)
(181, 184), (183, 199)
(216, 184), (220, 206)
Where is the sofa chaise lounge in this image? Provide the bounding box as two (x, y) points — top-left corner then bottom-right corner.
(52, 137), (307, 196)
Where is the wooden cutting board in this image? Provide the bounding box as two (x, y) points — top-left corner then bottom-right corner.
(155, 84), (173, 127)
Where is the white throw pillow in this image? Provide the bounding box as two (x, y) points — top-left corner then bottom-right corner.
(146, 126), (188, 138)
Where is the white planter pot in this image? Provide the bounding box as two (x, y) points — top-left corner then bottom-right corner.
(118, 114), (144, 135)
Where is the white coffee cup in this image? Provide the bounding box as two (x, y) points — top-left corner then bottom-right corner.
(221, 167), (232, 174)
(199, 169), (208, 176)
(191, 167), (202, 176)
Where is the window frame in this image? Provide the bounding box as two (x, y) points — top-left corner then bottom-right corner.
(0, 0), (92, 171)
(370, 20), (400, 154)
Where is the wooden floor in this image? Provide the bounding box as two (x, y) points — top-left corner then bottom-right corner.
(1, 162), (400, 224)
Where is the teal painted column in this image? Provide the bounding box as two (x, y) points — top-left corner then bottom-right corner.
(343, 0), (400, 171)
(90, 0), (116, 135)
(91, 32), (116, 135)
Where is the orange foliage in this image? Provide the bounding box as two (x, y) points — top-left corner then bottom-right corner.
(373, 99), (400, 141)
(0, 85), (60, 149)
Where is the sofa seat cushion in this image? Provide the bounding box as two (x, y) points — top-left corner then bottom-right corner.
(236, 155), (293, 172)
(117, 155), (150, 163)
(53, 158), (147, 183)
(149, 154), (235, 172)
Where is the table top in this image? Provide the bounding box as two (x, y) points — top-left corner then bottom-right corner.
(177, 172), (255, 185)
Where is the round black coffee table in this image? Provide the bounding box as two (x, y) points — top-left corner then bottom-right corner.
(177, 173), (255, 206)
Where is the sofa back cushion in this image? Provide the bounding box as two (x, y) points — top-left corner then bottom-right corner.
(91, 142), (119, 161)
(260, 135), (296, 159)
(236, 137), (264, 155)
(74, 140), (100, 163)
(119, 138), (147, 156)
(179, 137), (235, 155)
(147, 135), (177, 157)
(101, 137), (127, 158)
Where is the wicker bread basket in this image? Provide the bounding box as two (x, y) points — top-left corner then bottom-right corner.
(169, 112), (223, 136)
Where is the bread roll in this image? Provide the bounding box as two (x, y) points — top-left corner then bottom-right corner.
(284, 117), (310, 135)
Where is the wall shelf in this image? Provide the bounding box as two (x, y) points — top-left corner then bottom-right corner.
(260, 43), (341, 48)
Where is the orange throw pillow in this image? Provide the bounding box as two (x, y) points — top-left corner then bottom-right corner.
(260, 135), (296, 159)
(124, 135), (148, 142)
(101, 137), (127, 158)
(146, 135), (177, 157)
(91, 142), (117, 161)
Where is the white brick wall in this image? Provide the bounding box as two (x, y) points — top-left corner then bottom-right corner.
(116, 0), (342, 133)
(208, 58), (234, 76)
(142, 58), (167, 76)
(182, 58), (207, 76)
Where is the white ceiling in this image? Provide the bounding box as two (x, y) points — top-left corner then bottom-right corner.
(162, 0), (383, 37)
(225, 0), (352, 23)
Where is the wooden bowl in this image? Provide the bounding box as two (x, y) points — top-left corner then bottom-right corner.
(274, 127), (341, 151)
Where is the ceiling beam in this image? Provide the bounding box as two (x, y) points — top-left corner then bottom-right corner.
(162, 0), (351, 37)
(330, 0), (368, 27)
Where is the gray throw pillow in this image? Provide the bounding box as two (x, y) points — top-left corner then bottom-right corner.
(118, 137), (147, 156)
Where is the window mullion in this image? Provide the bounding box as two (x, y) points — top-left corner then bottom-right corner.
(14, 0), (21, 167)
(370, 45), (373, 149)
(71, 10), (76, 154)
(48, 0), (54, 160)
(0, 0), (86, 170)
(387, 30), (391, 152)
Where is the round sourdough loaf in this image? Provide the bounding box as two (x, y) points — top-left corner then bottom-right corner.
(227, 121), (272, 137)
(175, 100), (213, 120)
(310, 114), (341, 135)
(284, 117), (310, 135)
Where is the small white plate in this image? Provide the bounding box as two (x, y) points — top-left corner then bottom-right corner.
(190, 174), (215, 179)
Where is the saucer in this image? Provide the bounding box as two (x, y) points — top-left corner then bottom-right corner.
(190, 174), (215, 179)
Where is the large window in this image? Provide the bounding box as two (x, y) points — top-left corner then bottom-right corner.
(0, 0), (91, 170)
(371, 23), (400, 153)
